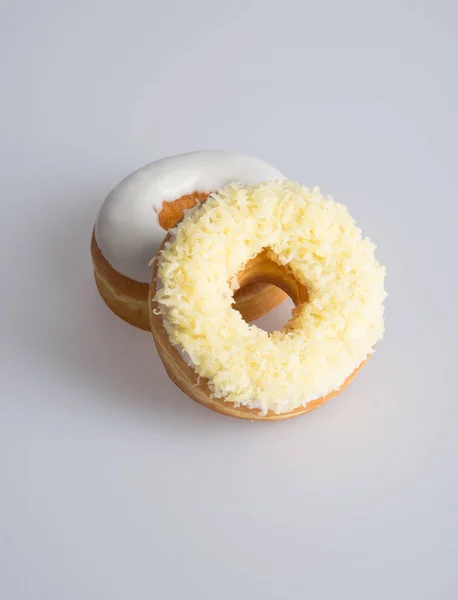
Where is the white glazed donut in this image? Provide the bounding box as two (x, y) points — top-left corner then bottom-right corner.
(91, 151), (286, 330)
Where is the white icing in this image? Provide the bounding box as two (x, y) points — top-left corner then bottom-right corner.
(95, 151), (284, 283)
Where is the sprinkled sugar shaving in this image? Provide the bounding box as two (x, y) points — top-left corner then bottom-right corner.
(154, 180), (386, 415)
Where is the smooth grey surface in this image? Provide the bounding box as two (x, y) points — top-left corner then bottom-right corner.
(1, 1), (457, 598)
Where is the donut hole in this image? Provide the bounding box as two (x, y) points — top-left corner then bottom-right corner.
(158, 192), (209, 230)
(250, 286), (295, 333)
(233, 251), (309, 333)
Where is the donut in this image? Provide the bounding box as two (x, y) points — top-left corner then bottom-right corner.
(150, 180), (386, 420)
(91, 151), (287, 330)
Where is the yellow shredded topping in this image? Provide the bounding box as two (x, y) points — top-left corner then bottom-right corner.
(154, 180), (386, 415)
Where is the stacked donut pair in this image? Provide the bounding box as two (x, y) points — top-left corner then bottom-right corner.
(92, 151), (386, 420)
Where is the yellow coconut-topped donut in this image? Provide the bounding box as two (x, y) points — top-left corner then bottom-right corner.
(150, 180), (386, 419)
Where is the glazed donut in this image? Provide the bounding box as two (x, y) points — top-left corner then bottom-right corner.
(91, 151), (287, 330)
(150, 180), (386, 420)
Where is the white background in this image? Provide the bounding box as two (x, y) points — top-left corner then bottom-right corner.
(1, 1), (457, 598)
